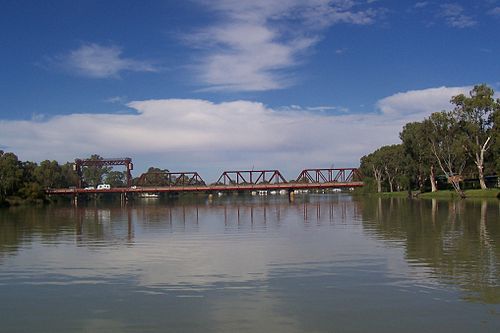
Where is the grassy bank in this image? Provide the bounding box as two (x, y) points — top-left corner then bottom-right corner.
(363, 189), (500, 199)
(372, 191), (409, 198)
(419, 189), (500, 199)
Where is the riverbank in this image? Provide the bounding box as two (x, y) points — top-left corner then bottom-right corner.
(370, 189), (500, 199)
(419, 189), (500, 199)
(2, 196), (46, 207)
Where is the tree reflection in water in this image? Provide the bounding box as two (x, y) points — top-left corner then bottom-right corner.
(360, 197), (500, 304)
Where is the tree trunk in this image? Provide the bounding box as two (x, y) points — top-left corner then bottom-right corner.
(430, 165), (438, 192)
(418, 173), (424, 193)
(475, 136), (490, 190)
(450, 179), (466, 199)
(477, 164), (487, 190)
(373, 166), (383, 193)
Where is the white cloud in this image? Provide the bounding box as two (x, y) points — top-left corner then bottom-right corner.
(188, 0), (382, 91)
(57, 43), (157, 78)
(439, 3), (476, 28)
(0, 86), (470, 180)
(376, 86), (471, 120)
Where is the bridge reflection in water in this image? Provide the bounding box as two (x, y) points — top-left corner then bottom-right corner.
(71, 195), (358, 244)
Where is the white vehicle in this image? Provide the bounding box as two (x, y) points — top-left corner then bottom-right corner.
(84, 186), (95, 190)
(97, 184), (111, 190)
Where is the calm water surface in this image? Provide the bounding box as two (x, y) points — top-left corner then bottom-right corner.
(0, 194), (499, 332)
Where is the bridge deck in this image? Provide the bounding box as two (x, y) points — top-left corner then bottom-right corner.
(46, 181), (364, 195)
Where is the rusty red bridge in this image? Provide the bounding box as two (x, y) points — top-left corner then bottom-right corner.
(46, 158), (363, 198)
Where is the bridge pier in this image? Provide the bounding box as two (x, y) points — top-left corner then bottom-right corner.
(120, 192), (128, 206)
(288, 189), (295, 203)
(72, 194), (78, 207)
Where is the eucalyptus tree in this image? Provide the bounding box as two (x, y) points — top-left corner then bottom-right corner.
(82, 154), (111, 186)
(379, 144), (405, 193)
(494, 109), (500, 174)
(0, 150), (23, 201)
(34, 160), (64, 188)
(424, 111), (468, 197)
(400, 122), (426, 191)
(451, 84), (500, 189)
(360, 152), (385, 193)
(61, 162), (80, 188)
(360, 145), (406, 193)
(105, 171), (126, 187)
(400, 121), (438, 192)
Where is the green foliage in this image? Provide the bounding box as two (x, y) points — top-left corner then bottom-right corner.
(493, 107), (500, 174)
(451, 84), (500, 189)
(82, 154), (111, 186)
(35, 160), (64, 188)
(0, 150), (23, 201)
(61, 162), (79, 187)
(135, 167), (170, 186)
(18, 182), (44, 201)
(425, 111), (468, 175)
(360, 144), (407, 192)
(105, 171), (126, 187)
(400, 121), (434, 191)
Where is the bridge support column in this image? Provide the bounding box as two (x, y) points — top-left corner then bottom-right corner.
(288, 189), (295, 203)
(120, 193), (128, 206)
(72, 194), (78, 207)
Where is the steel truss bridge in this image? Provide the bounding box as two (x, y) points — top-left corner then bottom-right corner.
(46, 158), (363, 198)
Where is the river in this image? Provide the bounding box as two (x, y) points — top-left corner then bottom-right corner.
(0, 194), (499, 332)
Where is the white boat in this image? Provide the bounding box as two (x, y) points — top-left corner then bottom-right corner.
(138, 193), (159, 198)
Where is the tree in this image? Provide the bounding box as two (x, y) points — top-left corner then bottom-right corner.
(18, 161), (44, 200)
(451, 84), (500, 189)
(82, 154), (111, 186)
(61, 162), (80, 187)
(34, 160), (64, 188)
(105, 171), (126, 187)
(0, 151), (23, 201)
(424, 111), (468, 197)
(400, 121), (438, 192)
(379, 144), (405, 193)
(360, 151), (385, 193)
(493, 108), (500, 175)
(136, 167), (170, 186)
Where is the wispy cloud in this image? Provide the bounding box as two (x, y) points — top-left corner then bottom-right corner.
(0, 86), (468, 178)
(55, 43), (158, 78)
(188, 0), (383, 92)
(439, 3), (476, 28)
(105, 96), (129, 104)
(414, 2), (429, 9)
(489, 7), (500, 17)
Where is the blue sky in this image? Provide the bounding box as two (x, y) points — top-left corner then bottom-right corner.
(1, 0), (499, 180)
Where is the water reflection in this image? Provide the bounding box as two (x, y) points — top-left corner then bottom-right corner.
(1, 195), (500, 332)
(360, 197), (500, 303)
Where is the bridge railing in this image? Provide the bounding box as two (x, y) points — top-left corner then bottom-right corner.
(215, 170), (287, 185)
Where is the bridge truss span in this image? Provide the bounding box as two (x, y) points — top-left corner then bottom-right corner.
(216, 170), (287, 185)
(137, 171), (206, 186)
(296, 168), (362, 183)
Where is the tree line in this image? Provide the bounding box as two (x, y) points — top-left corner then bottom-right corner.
(360, 84), (500, 197)
(0, 153), (171, 205)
